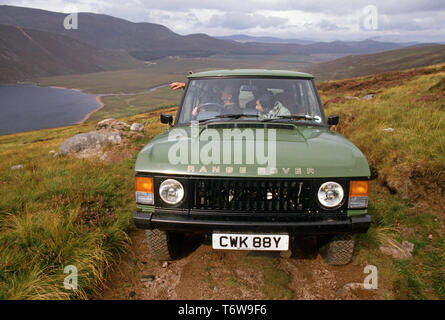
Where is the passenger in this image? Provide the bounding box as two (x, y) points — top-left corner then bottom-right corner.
(256, 92), (291, 119)
(169, 82), (186, 90)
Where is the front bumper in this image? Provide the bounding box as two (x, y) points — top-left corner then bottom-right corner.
(133, 211), (371, 234)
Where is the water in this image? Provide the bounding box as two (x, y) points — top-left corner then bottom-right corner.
(0, 84), (100, 135)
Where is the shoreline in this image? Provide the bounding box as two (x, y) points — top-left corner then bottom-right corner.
(78, 95), (105, 124)
(9, 82), (169, 125)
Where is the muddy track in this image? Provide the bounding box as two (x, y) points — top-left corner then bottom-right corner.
(97, 229), (383, 300)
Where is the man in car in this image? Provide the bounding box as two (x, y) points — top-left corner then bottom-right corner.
(170, 82), (240, 118)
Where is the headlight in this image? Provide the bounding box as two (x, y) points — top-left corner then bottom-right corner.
(317, 182), (344, 208)
(159, 179), (184, 205)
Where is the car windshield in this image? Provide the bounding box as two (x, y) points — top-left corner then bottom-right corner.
(177, 78), (325, 125)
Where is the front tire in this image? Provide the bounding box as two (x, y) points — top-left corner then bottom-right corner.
(318, 234), (355, 265)
(146, 229), (182, 261)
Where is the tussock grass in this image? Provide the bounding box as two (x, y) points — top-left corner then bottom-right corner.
(321, 64), (445, 299)
(0, 110), (169, 299)
(323, 64), (445, 206)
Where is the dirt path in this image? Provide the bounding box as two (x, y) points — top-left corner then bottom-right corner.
(97, 229), (384, 300)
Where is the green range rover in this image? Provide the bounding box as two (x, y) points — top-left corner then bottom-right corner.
(133, 69), (371, 265)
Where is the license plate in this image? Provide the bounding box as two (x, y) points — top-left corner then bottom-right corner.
(212, 233), (289, 251)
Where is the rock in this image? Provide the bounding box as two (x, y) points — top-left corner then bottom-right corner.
(141, 275), (155, 282)
(162, 262), (169, 268)
(59, 131), (122, 156)
(336, 283), (366, 298)
(379, 242), (412, 260)
(383, 128), (394, 133)
(345, 96), (360, 100)
(96, 118), (130, 131)
(362, 94), (375, 100)
(428, 234), (433, 240)
(130, 123), (144, 132)
(401, 240), (415, 253)
(49, 150), (56, 154)
(11, 164), (24, 170)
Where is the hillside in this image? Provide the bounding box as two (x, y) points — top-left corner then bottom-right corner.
(308, 44), (445, 80)
(0, 5), (407, 61)
(0, 24), (142, 83)
(0, 64), (444, 299)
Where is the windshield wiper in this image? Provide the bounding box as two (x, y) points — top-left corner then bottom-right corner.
(261, 114), (320, 122)
(217, 113), (260, 119)
(198, 114), (260, 123)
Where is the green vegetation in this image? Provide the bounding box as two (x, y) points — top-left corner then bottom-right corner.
(309, 45), (445, 81)
(37, 55), (333, 94)
(1, 62), (444, 299)
(0, 24), (142, 84)
(0, 109), (173, 299)
(320, 63), (445, 299)
(90, 87), (182, 122)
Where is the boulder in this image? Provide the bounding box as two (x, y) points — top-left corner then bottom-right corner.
(130, 123), (145, 132)
(345, 96), (360, 100)
(11, 164), (24, 170)
(362, 94), (375, 100)
(96, 118), (130, 131)
(379, 239), (414, 260)
(59, 131), (122, 155)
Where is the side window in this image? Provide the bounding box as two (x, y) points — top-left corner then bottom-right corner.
(305, 82), (318, 116)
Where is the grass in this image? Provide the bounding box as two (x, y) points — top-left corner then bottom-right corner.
(89, 86), (182, 122)
(319, 63), (445, 299)
(310, 44), (445, 81)
(1, 61), (444, 299)
(355, 183), (444, 299)
(0, 108), (173, 299)
(36, 54), (337, 94)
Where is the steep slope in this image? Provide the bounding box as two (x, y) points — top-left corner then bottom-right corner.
(0, 24), (142, 83)
(308, 44), (445, 80)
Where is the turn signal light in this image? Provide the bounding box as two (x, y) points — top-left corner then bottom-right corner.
(349, 180), (369, 197)
(135, 177), (154, 193)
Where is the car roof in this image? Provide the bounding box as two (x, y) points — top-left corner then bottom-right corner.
(187, 69), (314, 79)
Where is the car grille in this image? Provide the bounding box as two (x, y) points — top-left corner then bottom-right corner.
(190, 178), (312, 213)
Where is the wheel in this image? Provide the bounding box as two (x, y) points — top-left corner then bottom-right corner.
(146, 229), (183, 261)
(318, 234), (355, 265)
(196, 102), (223, 113)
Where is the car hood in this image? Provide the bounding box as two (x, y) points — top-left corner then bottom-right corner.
(135, 123), (370, 178)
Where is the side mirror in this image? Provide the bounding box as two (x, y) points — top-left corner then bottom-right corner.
(327, 115), (339, 126)
(160, 114), (173, 126)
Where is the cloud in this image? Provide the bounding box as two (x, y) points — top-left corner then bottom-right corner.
(1, 0), (445, 42)
(206, 12), (287, 30)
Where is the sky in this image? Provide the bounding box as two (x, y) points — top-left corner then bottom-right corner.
(1, 0), (445, 42)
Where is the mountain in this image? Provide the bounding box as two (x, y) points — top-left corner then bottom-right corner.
(307, 44), (445, 81)
(0, 24), (142, 83)
(217, 34), (315, 45)
(0, 5), (250, 60)
(0, 5), (413, 61)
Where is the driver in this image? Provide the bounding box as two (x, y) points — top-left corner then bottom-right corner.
(191, 84), (240, 118)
